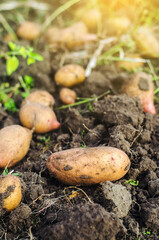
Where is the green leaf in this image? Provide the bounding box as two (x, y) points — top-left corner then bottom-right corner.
(8, 41), (16, 51)
(21, 92), (29, 98)
(19, 46), (27, 58)
(2, 167), (8, 176)
(125, 179), (139, 186)
(29, 52), (43, 61)
(27, 57), (36, 65)
(4, 98), (17, 112)
(6, 56), (19, 75)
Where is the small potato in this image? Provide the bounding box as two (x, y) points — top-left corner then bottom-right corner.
(59, 88), (77, 104)
(55, 64), (85, 87)
(17, 21), (40, 41)
(133, 27), (159, 57)
(21, 90), (55, 108)
(0, 175), (22, 211)
(0, 125), (32, 168)
(19, 103), (60, 133)
(117, 54), (144, 71)
(46, 147), (131, 185)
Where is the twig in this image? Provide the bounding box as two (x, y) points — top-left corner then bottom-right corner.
(85, 37), (117, 77)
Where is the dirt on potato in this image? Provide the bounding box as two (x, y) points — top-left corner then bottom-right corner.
(0, 1), (159, 240)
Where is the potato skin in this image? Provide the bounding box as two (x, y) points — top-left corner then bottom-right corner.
(46, 147), (131, 185)
(17, 21), (40, 41)
(21, 90), (55, 108)
(19, 103), (60, 133)
(0, 175), (22, 211)
(55, 64), (85, 87)
(59, 88), (76, 104)
(0, 125), (32, 168)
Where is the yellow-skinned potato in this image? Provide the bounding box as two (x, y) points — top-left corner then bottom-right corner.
(82, 8), (101, 31)
(117, 54), (144, 71)
(0, 125), (32, 168)
(19, 103), (60, 133)
(46, 147), (131, 185)
(55, 64), (85, 87)
(17, 21), (40, 41)
(21, 90), (55, 108)
(133, 27), (159, 57)
(0, 175), (22, 211)
(59, 88), (77, 104)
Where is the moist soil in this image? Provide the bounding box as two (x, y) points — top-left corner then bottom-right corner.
(0, 38), (159, 240)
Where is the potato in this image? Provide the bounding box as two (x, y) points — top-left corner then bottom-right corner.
(82, 8), (101, 31)
(46, 147), (131, 185)
(55, 64), (85, 87)
(106, 16), (131, 35)
(19, 102), (60, 133)
(0, 175), (22, 211)
(133, 27), (159, 57)
(59, 88), (77, 104)
(17, 21), (40, 41)
(21, 90), (55, 108)
(45, 22), (97, 50)
(117, 54), (144, 71)
(0, 125), (32, 168)
(122, 72), (156, 114)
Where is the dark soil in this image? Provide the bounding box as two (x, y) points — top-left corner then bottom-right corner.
(0, 23), (159, 240)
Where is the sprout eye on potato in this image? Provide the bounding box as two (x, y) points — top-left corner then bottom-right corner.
(21, 90), (55, 108)
(46, 146), (131, 185)
(0, 125), (32, 168)
(0, 175), (22, 211)
(19, 102), (60, 133)
(55, 64), (85, 87)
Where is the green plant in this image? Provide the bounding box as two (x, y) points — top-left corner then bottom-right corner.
(0, 41), (43, 75)
(2, 166), (21, 176)
(125, 179), (139, 186)
(0, 41), (42, 111)
(0, 75), (34, 112)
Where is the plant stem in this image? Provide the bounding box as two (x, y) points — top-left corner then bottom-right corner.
(57, 90), (110, 110)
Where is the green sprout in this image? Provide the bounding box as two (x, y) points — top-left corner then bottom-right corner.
(0, 75), (34, 112)
(0, 41), (43, 76)
(125, 179), (139, 186)
(0, 41), (42, 111)
(2, 166), (21, 176)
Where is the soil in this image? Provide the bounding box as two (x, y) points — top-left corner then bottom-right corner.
(0, 8), (159, 240)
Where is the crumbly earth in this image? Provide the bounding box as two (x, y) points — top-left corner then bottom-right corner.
(0, 39), (159, 240)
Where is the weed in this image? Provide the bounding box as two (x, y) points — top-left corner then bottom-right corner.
(0, 42), (42, 111)
(0, 41), (43, 75)
(2, 166), (21, 176)
(125, 179), (139, 186)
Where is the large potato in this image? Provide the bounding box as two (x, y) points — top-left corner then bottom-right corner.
(21, 90), (55, 108)
(0, 125), (32, 168)
(46, 147), (131, 185)
(19, 102), (60, 133)
(0, 175), (22, 211)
